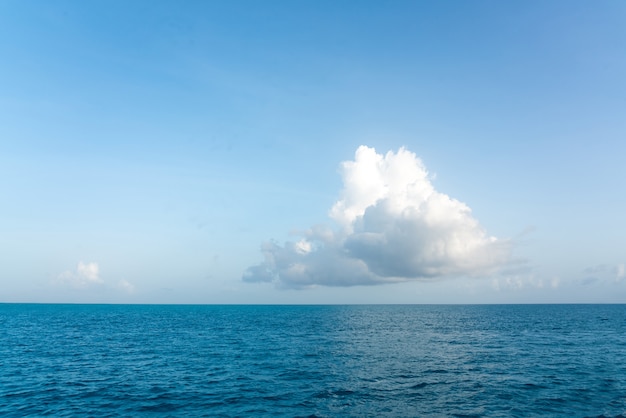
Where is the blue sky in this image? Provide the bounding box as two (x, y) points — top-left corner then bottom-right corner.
(1, 0), (625, 303)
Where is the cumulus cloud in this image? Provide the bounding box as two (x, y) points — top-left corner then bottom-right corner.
(243, 146), (510, 288)
(57, 261), (103, 288)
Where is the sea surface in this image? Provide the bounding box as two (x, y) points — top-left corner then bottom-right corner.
(1, 304), (625, 417)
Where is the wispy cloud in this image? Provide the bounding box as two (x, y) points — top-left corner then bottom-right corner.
(244, 146), (510, 288)
(117, 279), (136, 294)
(57, 261), (103, 288)
(617, 263), (625, 282)
(582, 263), (626, 284)
(491, 274), (559, 292)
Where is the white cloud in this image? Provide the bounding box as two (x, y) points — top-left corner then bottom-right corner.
(244, 146), (510, 288)
(117, 279), (135, 294)
(491, 274), (558, 292)
(57, 261), (103, 288)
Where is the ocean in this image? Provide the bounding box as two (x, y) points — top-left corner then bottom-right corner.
(1, 304), (625, 417)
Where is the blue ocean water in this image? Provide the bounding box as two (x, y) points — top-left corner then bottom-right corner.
(1, 304), (625, 417)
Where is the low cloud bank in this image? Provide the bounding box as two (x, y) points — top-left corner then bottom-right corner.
(244, 146), (510, 288)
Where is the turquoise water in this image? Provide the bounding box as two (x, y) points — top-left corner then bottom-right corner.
(1, 304), (625, 417)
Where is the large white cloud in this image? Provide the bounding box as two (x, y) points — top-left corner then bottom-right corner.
(243, 146), (510, 288)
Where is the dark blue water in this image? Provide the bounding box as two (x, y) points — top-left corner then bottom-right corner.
(1, 304), (625, 417)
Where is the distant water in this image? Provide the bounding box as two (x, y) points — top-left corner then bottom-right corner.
(1, 304), (625, 417)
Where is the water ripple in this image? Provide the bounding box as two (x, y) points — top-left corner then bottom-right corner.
(1, 304), (625, 416)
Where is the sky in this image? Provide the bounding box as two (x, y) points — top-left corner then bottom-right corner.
(1, 0), (625, 304)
